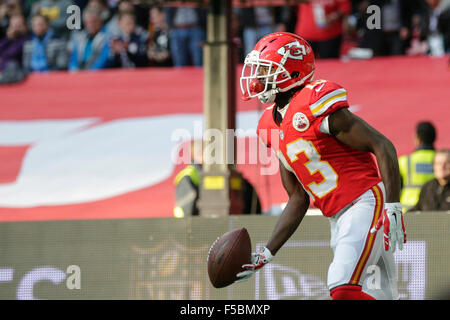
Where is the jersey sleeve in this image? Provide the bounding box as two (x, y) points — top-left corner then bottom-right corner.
(308, 80), (349, 118)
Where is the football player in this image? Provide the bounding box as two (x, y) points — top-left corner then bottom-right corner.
(235, 32), (406, 300)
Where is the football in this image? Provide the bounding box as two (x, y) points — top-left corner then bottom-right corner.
(207, 227), (252, 288)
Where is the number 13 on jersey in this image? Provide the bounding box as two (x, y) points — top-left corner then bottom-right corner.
(284, 138), (338, 198)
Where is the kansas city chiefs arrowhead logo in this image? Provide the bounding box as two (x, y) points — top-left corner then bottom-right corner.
(277, 41), (307, 60)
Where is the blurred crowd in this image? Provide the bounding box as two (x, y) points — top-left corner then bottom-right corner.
(0, 0), (449, 83)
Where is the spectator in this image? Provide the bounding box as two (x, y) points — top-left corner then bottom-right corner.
(422, 0), (449, 56)
(105, 0), (134, 36)
(277, 5), (298, 33)
(23, 0), (40, 18)
(106, 0), (147, 31)
(235, 7), (275, 58)
(0, 13), (30, 84)
(85, 0), (111, 24)
(235, 6), (295, 59)
(356, 0), (417, 57)
(381, 0), (412, 55)
(108, 11), (148, 68)
(406, 13), (429, 56)
(165, 6), (206, 67)
(399, 121), (437, 211)
(106, 0), (119, 11)
(31, 0), (74, 40)
(147, 5), (171, 67)
(130, 0), (148, 31)
(230, 9), (244, 62)
(439, 1), (450, 52)
(68, 7), (110, 71)
(23, 14), (68, 72)
(295, 0), (352, 59)
(0, 0), (23, 38)
(173, 140), (261, 218)
(409, 149), (450, 212)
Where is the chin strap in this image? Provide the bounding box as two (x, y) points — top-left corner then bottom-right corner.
(258, 90), (276, 104)
(258, 81), (279, 104)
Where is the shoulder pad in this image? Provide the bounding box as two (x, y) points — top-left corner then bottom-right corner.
(305, 80), (349, 118)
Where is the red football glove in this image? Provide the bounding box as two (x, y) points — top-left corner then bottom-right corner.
(371, 202), (406, 252)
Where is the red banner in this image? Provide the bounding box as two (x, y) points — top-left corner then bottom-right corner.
(0, 56), (449, 221)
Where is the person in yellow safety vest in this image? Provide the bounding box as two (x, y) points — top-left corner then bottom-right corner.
(173, 140), (261, 218)
(398, 121), (436, 211)
(173, 162), (202, 217)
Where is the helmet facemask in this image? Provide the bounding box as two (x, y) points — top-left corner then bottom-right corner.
(240, 50), (291, 103)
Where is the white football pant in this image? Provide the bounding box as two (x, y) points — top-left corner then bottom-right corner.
(327, 182), (399, 300)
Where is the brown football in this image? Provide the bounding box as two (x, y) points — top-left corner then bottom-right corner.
(207, 227), (252, 288)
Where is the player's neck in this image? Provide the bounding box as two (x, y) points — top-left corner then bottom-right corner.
(275, 86), (304, 107)
(273, 86), (304, 125)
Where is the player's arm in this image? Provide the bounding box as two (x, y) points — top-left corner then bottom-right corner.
(328, 108), (401, 203)
(236, 162), (309, 282)
(265, 161), (310, 255)
(327, 108), (406, 252)
(235, 161), (309, 283)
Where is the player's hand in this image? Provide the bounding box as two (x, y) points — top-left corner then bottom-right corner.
(235, 247), (274, 283)
(371, 202), (406, 252)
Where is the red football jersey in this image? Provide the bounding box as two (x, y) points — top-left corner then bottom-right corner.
(257, 79), (382, 217)
(257, 104), (279, 149)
